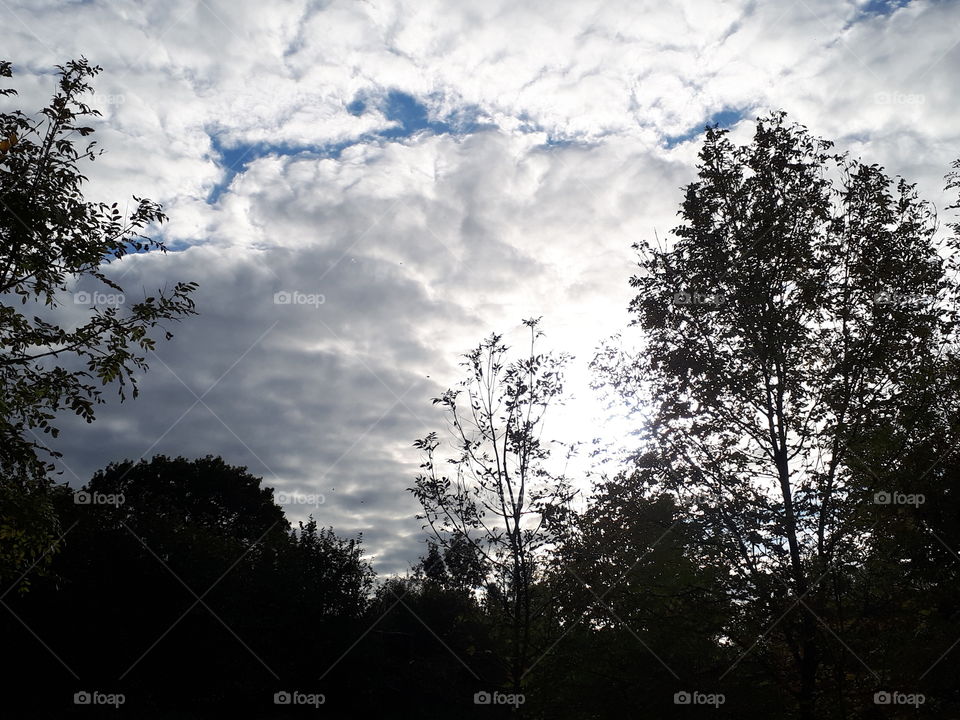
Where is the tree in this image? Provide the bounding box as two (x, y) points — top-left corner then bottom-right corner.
(529, 469), (763, 719)
(364, 561), (507, 718)
(0, 469), (59, 594)
(833, 345), (960, 717)
(411, 318), (576, 692)
(3, 455), (375, 715)
(0, 58), (197, 590)
(414, 533), (488, 593)
(599, 112), (958, 718)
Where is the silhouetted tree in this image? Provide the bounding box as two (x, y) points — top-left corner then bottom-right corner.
(532, 469), (777, 718)
(832, 350), (960, 717)
(411, 318), (576, 692)
(3, 455), (373, 716)
(362, 570), (508, 718)
(597, 112), (959, 718)
(0, 58), (197, 591)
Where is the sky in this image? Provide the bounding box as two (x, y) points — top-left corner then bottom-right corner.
(2, 0), (958, 574)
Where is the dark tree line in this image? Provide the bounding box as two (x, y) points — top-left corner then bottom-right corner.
(3, 60), (960, 718)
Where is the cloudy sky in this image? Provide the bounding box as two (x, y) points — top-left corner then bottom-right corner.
(3, 0), (958, 573)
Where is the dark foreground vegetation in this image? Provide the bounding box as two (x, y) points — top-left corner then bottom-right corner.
(3, 60), (960, 718)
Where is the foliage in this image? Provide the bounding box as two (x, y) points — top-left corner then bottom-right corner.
(3, 455), (374, 716)
(411, 318), (576, 689)
(0, 58), (197, 591)
(596, 111), (959, 718)
(0, 58), (196, 476)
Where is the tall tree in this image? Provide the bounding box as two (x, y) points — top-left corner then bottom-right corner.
(411, 318), (576, 691)
(599, 112), (958, 718)
(0, 58), (197, 589)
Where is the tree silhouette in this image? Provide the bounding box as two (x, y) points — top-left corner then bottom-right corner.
(0, 58), (197, 591)
(3, 455), (373, 716)
(599, 111), (959, 719)
(411, 318), (577, 692)
(529, 470), (759, 718)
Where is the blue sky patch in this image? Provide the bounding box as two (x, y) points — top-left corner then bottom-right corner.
(359, 89), (494, 138)
(206, 134), (350, 204)
(346, 97), (366, 116)
(207, 90), (498, 204)
(380, 90), (439, 138)
(859, 0), (911, 17)
(664, 108), (746, 148)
